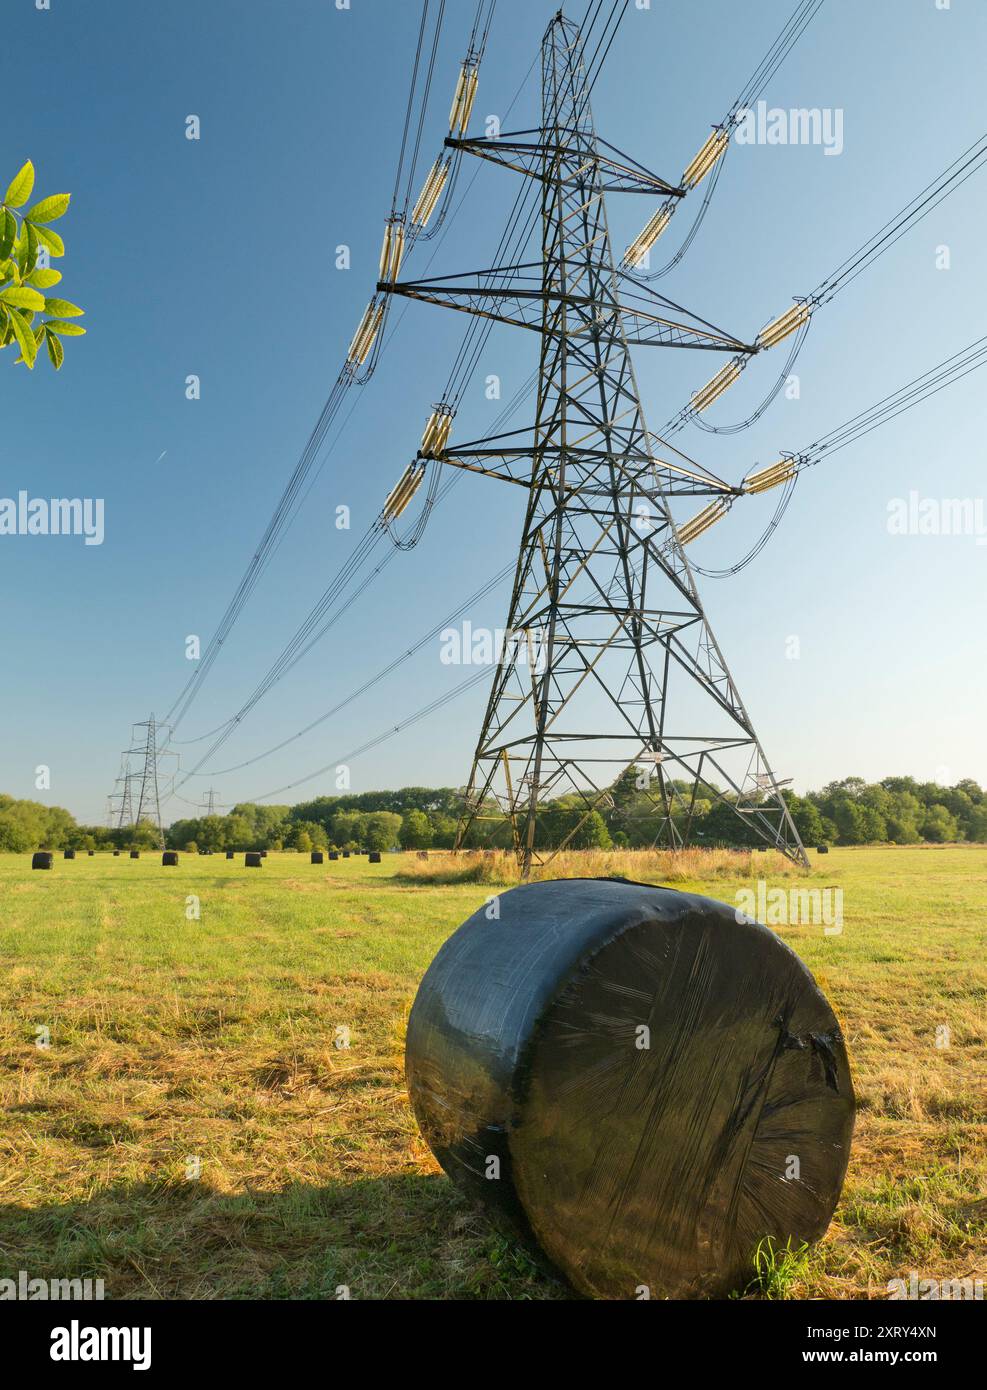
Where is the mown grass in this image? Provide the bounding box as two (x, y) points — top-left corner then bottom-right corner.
(0, 846), (984, 1299)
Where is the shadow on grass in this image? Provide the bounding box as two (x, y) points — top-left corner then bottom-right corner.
(0, 1173), (566, 1301)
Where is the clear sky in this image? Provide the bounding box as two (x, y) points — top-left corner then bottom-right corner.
(3, 0), (986, 826)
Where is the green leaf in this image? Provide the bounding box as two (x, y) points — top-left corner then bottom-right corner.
(44, 319), (86, 337)
(26, 267), (61, 288)
(4, 160), (35, 209)
(0, 285), (46, 310)
(14, 222), (37, 277)
(0, 209), (16, 261)
(45, 326), (64, 369)
(42, 296), (84, 317)
(25, 193), (70, 224)
(7, 306), (38, 366)
(33, 224), (64, 258)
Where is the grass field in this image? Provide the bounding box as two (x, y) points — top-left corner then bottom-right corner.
(0, 846), (984, 1300)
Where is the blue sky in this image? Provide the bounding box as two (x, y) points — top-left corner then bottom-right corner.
(3, 0), (986, 825)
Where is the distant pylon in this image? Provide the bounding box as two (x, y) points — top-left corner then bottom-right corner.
(132, 715), (165, 848)
(110, 753), (135, 830)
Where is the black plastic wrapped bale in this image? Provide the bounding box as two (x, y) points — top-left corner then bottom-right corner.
(406, 878), (854, 1300)
(245, 852), (262, 868)
(88, 850), (94, 856)
(368, 851), (382, 864)
(226, 849), (235, 860)
(311, 850), (325, 864)
(329, 851), (339, 861)
(261, 850), (268, 858)
(32, 852), (53, 871)
(162, 851), (179, 867)
(342, 850), (351, 859)
(113, 850), (120, 857)
(130, 850), (140, 860)
(63, 849), (76, 860)
(817, 845), (830, 855)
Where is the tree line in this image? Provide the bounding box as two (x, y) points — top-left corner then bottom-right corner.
(1, 776), (985, 853)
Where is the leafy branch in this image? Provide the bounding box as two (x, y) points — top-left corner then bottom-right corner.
(0, 160), (85, 370)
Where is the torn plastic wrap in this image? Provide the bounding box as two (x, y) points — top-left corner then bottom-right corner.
(406, 878), (854, 1299)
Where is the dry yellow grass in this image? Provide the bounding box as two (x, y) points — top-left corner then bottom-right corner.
(399, 844), (801, 885)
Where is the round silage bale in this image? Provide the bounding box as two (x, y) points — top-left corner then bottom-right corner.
(406, 877), (853, 1300)
(32, 851), (53, 870)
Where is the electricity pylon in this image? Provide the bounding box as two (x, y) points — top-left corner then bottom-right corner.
(110, 753), (135, 830)
(131, 715), (165, 848)
(384, 11), (807, 876)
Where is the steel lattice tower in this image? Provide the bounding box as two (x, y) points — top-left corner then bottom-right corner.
(131, 715), (165, 848)
(110, 752), (135, 830)
(384, 12), (807, 876)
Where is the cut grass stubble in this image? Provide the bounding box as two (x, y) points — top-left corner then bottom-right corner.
(0, 845), (984, 1299)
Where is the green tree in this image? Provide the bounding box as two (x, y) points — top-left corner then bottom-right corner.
(538, 800), (612, 850)
(131, 819), (162, 848)
(919, 804), (959, 843)
(399, 809), (433, 850)
(786, 794), (828, 846)
(934, 786), (974, 825)
(221, 814), (253, 850)
(366, 812), (402, 852)
(965, 804), (987, 841)
(1, 161), (85, 369)
(570, 809), (612, 850)
(0, 795), (78, 849)
(832, 799), (866, 845)
(429, 814), (459, 849)
(886, 791), (922, 844)
(196, 815), (225, 851)
(0, 806), (40, 851)
(290, 819), (327, 850)
(859, 805), (888, 843)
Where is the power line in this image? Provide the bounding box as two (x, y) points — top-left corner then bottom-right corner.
(156, 2), (500, 747)
(184, 560), (515, 778)
(663, 126), (987, 438)
(627, 0), (826, 282)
